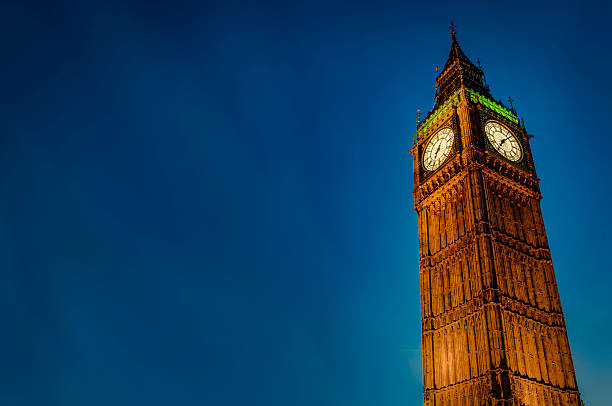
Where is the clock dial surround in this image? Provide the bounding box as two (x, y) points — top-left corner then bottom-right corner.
(423, 127), (455, 172)
(485, 121), (522, 162)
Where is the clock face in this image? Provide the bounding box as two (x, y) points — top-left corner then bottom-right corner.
(423, 127), (455, 171)
(485, 121), (522, 162)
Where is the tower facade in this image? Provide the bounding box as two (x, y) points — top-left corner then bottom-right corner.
(411, 29), (581, 406)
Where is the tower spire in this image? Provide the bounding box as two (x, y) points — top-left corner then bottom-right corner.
(441, 23), (476, 74)
(431, 23), (489, 110)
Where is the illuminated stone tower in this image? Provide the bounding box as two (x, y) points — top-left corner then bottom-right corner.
(410, 26), (581, 405)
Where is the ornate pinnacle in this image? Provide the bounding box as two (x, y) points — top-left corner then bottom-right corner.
(449, 21), (457, 38)
(507, 96), (515, 112)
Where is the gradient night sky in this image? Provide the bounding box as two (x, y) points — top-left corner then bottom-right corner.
(2, 0), (612, 405)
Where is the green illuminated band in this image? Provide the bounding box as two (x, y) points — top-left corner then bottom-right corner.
(417, 88), (519, 138)
(466, 89), (519, 124)
(417, 90), (462, 137)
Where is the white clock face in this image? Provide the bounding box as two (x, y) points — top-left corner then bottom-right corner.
(423, 128), (455, 171)
(485, 121), (522, 162)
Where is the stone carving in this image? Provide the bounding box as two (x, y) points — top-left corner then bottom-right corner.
(410, 32), (581, 405)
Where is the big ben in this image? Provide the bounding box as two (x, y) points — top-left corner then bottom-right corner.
(411, 25), (582, 405)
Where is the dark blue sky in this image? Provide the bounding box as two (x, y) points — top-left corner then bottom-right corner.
(2, 0), (611, 405)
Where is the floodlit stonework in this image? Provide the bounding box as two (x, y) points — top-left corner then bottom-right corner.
(410, 27), (581, 406)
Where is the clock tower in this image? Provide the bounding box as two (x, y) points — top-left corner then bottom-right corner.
(411, 26), (582, 405)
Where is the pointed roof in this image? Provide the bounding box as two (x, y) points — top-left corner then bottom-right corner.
(429, 23), (489, 112)
(440, 25), (478, 75)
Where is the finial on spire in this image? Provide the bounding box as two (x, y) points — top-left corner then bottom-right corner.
(507, 96), (515, 110)
(449, 21), (457, 38)
(416, 109), (422, 126)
